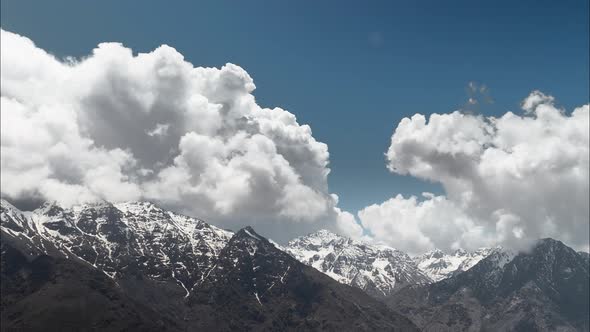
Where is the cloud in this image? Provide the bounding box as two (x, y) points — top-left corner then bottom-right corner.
(463, 81), (493, 113)
(359, 91), (589, 253)
(146, 123), (170, 138)
(359, 194), (467, 255)
(0, 29), (362, 242)
(3, 28), (585, 253)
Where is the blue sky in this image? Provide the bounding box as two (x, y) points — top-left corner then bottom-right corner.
(2, 0), (588, 214)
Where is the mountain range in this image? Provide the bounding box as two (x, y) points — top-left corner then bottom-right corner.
(388, 240), (589, 331)
(1, 199), (588, 331)
(413, 247), (497, 282)
(284, 230), (496, 297)
(0, 199), (416, 331)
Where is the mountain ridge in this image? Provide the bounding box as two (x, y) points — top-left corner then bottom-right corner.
(285, 229), (432, 298)
(413, 246), (498, 282)
(3, 198), (588, 331)
(285, 229), (498, 298)
(1, 199), (418, 331)
(387, 238), (590, 331)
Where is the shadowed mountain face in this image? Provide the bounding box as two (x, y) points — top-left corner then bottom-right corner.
(0, 241), (177, 332)
(188, 227), (417, 331)
(3, 199), (588, 331)
(1, 200), (417, 331)
(387, 239), (590, 332)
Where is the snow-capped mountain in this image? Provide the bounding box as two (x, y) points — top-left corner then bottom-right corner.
(286, 229), (432, 298)
(0, 199), (499, 300)
(1, 199), (233, 296)
(413, 247), (496, 282)
(389, 239), (590, 331)
(190, 226), (417, 330)
(3, 198), (587, 331)
(0, 199), (418, 331)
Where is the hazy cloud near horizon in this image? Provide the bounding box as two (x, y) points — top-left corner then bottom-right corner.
(1, 28), (588, 253)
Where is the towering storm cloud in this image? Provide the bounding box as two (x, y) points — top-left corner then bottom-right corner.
(360, 91), (589, 254)
(0, 29), (361, 242)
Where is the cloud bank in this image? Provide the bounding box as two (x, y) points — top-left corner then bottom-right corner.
(2, 29), (587, 253)
(359, 91), (589, 254)
(0, 29), (362, 242)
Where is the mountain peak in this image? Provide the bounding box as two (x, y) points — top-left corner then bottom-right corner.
(1, 197), (233, 285)
(414, 247), (496, 282)
(453, 248), (467, 256)
(236, 226), (264, 241)
(536, 237), (566, 248)
(420, 248), (445, 259)
(0, 198), (19, 211)
(286, 229), (431, 298)
(389, 237), (589, 331)
(311, 228), (340, 237)
(2, 199), (417, 331)
(302, 228), (343, 240)
(115, 201), (163, 214)
(287, 228), (345, 249)
(35, 201), (65, 217)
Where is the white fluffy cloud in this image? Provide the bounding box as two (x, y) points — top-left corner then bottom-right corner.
(0, 29), (362, 242)
(359, 91), (589, 254)
(2, 28), (586, 252)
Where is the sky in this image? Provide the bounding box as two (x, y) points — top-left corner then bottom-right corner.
(1, 0), (589, 253)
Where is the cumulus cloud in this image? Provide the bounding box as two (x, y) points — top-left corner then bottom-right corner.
(2, 28), (585, 253)
(359, 91), (589, 254)
(0, 29), (362, 242)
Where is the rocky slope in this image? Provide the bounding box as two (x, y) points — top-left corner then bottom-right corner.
(188, 227), (417, 331)
(286, 230), (432, 298)
(1, 240), (177, 331)
(1, 199), (417, 331)
(387, 239), (590, 331)
(1, 199), (232, 295)
(413, 247), (495, 282)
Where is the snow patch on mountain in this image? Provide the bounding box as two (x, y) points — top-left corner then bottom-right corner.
(286, 229), (432, 298)
(1, 198), (501, 300)
(1, 199), (233, 294)
(413, 247), (497, 282)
